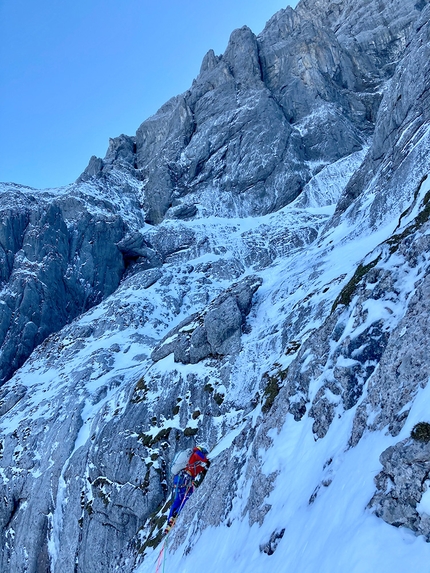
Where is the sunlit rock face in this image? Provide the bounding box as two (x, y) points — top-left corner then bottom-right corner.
(1, 1), (430, 572)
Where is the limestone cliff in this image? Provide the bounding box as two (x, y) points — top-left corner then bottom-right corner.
(1, 1), (430, 572)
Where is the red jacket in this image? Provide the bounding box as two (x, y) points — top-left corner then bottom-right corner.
(185, 447), (209, 479)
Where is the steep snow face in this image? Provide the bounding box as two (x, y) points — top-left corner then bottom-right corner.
(2, 154), (430, 573)
(135, 164), (430, 573)
(0, 191), (337, 573)
(1, 1), (430, 573)
(0, 0), (424, 388)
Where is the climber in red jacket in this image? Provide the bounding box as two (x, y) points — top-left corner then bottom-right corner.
(164, 445), (210, 533)
(186, 445), (210, 480)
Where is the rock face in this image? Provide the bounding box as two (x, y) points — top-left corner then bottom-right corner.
(369, 437), (430, 539)
(0, 179), (149, 386)
(334, 0), (430, 221)
(1, 1), (430, 572)
(81, 0), (424, 226)
(151, 275), (262, 364)
(350, 252), (430, 446)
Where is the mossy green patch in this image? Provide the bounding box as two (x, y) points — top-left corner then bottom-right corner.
(184, 427), (198, 437)
(261, 366), (289, 414)
(411, 422), (430, 443)
(136, 505), (169, 555)
(152, 427), (171, 444)
(138, 527), (164, 554)
(388, 175), (430, 254)
(138, 427), (172, 448)
(131, 376), (149, 404)
(331, 256), (381, 312)
(213, 392), (224, 406)
(138, 433), (153, 447)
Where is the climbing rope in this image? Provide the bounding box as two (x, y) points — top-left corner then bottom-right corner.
(154, 480), (193, 573)
(155, 541), (166, 573)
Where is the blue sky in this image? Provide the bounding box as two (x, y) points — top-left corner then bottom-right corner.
(0, 1), (297, 189)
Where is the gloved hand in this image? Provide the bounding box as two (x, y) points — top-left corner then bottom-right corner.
(192, 469), (207, 488)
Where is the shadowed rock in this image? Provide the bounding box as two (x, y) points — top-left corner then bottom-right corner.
(152, 275), (263, 364)
(369, 438), (430, 539)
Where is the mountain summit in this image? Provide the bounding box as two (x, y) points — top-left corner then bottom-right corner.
(1, 1), (430, 572)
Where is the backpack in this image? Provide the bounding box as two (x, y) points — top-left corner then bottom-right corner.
(171, 448), (193, 476)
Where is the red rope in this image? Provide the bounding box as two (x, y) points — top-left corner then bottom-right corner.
(155, 541), (166, 573)
(154, 480), (193, 573)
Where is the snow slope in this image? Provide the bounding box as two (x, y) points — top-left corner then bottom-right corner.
(1, 1), (430, 572)
(134, 169), (430, 573)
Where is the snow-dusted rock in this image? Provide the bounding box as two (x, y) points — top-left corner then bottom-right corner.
(1, 0), (430, 572)
(369, 437), (430, 539)
(0, 181), (144, 386)
(151, 275), (263, 364)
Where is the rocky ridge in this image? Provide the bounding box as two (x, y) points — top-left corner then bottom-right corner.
(1, 1), (430, 572)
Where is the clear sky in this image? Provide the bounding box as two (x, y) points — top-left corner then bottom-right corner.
(0, 1), (298, 189)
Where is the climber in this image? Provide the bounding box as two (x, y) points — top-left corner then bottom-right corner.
(164, 444), (210, 534)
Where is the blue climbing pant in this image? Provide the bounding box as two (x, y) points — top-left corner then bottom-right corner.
(168, 471), (193, 519)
